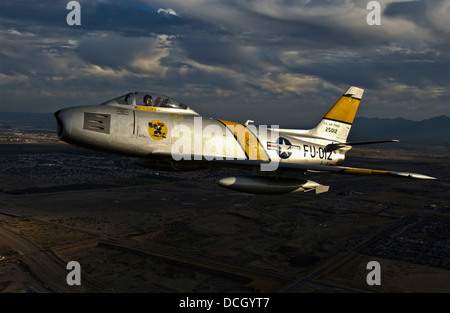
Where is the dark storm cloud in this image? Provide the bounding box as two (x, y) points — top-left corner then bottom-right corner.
(385, 0), (427, 20)
(0, 0), (185, 35)
(0, 0), (449, 123)
(384, 0), (450, 45)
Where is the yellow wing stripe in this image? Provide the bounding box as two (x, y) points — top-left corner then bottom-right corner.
(218, 119), (270, 162)
(340, 167), (435, 179)
(324, 96), (360, 125)
(342, 168), (391, 177)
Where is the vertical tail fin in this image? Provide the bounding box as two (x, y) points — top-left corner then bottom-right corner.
(309, 86), (364, 142)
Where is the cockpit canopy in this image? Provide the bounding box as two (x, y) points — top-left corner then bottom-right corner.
(102, 91), (189, 110)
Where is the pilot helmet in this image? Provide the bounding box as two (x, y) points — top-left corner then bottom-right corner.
(143, 95), (152, 104)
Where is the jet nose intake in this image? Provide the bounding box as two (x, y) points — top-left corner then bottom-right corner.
(54, 110), (65, 139)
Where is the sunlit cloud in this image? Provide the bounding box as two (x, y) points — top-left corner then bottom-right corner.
(0, 0), (448, 123)
(157, 8), (178, 16)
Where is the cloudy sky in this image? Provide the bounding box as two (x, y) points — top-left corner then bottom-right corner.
(0, 0), (449, 127)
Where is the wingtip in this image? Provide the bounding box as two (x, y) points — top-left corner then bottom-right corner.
(391, 172), (437, 180)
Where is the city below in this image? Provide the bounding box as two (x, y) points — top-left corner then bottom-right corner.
(0, 123), (449, 293)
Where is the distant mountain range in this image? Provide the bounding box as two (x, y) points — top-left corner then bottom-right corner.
(349, 115), (450, 144)
(1, 112), (450, 145)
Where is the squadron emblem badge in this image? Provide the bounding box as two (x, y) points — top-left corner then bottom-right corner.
(148, 120), (167, 140)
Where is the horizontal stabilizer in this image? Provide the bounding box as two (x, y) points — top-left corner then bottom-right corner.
(327, 139), (399, 150)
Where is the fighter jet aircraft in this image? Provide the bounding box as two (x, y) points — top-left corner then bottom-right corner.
(54, 87), (435, 194)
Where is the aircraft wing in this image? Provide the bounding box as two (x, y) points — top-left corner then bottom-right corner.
(213, 158), (435, 194)
(276, 162), (436, 180)
(133, 156), (435, 195)
(137, 154), (436, 180)
(209, 158), (436, 180)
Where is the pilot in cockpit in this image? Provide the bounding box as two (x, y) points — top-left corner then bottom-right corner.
(161, 98), (170, 107)
(143, 95), (153, 106)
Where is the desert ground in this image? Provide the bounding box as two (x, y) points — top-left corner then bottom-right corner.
(0, 139), (449, 293)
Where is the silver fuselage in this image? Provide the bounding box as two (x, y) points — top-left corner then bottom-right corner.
(55, 102), (347, 171)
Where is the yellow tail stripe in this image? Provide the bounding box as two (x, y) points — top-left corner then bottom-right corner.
(218, 119), (270, 161)
(324, 96), (360, 125)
